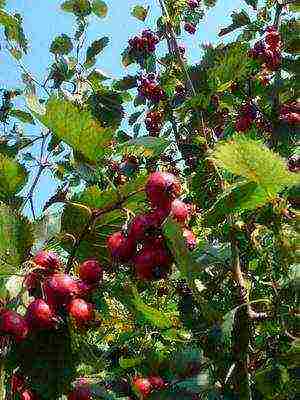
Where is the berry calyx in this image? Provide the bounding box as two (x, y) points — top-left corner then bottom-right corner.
(33, 250), (60, 271)
(107, 231), (136, 262)
(146, 172), (181, 208)
(68, 298), (94, 327)
(0, 310), (29, 341)
(79, 259), (103, 285)
(132, 376), (152, 398)
(170, 199), (190, 225)
(25, 299), (57, 331)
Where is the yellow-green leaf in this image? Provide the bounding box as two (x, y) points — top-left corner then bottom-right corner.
(0, 154), (27, 200)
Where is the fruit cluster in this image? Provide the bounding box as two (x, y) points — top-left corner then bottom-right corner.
(249, 26), (282, 71)
(0, 253), (103, 398)
(132, 375), (165, 398)
(183, 0), (203, 35)
(138, 74), (165, 104)
(128, 29), (159, 61)
(107, 171), (196, 281)
(235, 103), (257, 132)
(279, 101), (300, 125)
(145, 110), (164, 136)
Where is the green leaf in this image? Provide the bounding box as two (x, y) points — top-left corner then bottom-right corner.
(243, 0), (258, 9)
(84, 37), (109, 68)
(112, 75), (138, 91)
(9, 109), (35, 124)
(0, 154), (27, 201)
(91, 0), (108, 18)
(87, 68), (110, 89)
(163, 218), (199, 281)
(213, 136), (298, 199)
(119, 356), (143, 369)
(131, 285), (175, 329)
(204, 181), (266, 225)
(29, 95), (113, 162)
(219, 11), (251, 36)
(88, 90), (124, 130)
(117, 136), (170, 158)
(131, 5), (149, 21)
(61, 0), (92, 17)
(0, 203), (33, 274)
(50, 34), (73, 55)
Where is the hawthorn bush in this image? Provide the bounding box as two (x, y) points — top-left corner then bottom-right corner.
(0, 0), (298, 399)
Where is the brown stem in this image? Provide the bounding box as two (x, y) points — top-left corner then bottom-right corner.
(0, 360), (5, 400)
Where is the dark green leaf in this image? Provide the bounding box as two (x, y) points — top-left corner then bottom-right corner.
(9, 109), (35, 124)
(219, 11), (251, 36)
(84, 37), (109, 68)
(112, 75), (138, 91)
(50, 34), (73, 55)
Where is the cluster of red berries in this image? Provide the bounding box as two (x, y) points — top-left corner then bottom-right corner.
(279, 101), (300, 125)
(128, 29), (159, 59)
(0, 253), (104, 399)
(132, 375), (165, 398)
(183, 0), (201, 35)
(107, 171), (196, 281)
(138, 74), (165, 104)
(145, 110), (164, 136)
(235, 103), (257, 132)
(249, 26), (282, 71)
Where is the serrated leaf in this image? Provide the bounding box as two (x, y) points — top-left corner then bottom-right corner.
(131, 285), (174, 329)
(9, 109), (35, 124)
(0, 154), (27, 200)
(91, 0), (108, 18)
(0, 203), (33, 274)
(112, 75), (138, 91)
(204, 181), (264, 225)
(131, 5), (149, 21)
(84, 37), (109, 68)
(117, 136), (170, 158)
(213, 136), (298, 199)
(29, 95), (113, 162)
(219, 11), (251, 36)
(50, 34), (73, 55)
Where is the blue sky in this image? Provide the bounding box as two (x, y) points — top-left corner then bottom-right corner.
(0, 0), (246, 216)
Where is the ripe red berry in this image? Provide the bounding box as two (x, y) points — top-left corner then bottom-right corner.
(20, 389), (39, 400)
(170, 199), (190, 225)
(77, 280), (95, 298)
(79, 259), (103, 285)
(33, 250), (60, 271)
(148, 375), (165, 390)
(184, 22), (196, 35)
(68, 298), (94, 327)
(0, 310), (29, 341)
(68, 385), (92, 400)
(134, 244), (171, 281)
(132, 377), (152, 398)
(11, 373), (26, 394)
(25, 299), (57, 331)
(107, 231), (136, 262)
(235, 116), (252, 132)
(182, 229), (197, 250)
(43, 273), (79, 309)
(146, 172), (181, 208)
(24, 271), (40, 295)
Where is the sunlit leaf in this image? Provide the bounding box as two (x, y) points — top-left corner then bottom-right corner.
(91, 0), (108, 18)
(0, 154), (27, 201)
(131, 5), (149, 21)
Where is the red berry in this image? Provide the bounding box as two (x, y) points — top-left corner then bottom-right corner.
(148, 375), (165, 390)
(0, 310), (29, 341)
(188, 0), (199, 9)
(20, 389), (39, 400)
(11, 373), (26, 394)
(25, 299), (57, 331)
(184, 22), (196, 35)
(132, 377), (152, 398)
(33, 251), (60, 271)
(68, 298), (94, 327)
(128, 214), (152, 241)
(134, 244), (171, 281)
(68, 385), (92, 400)
(266, 30), (280, 50)
(107, 231), (136, 262)
(77, 280), (95, 297)
(79, 259), (103, 285)
(280, 112), (300, 125)
(43, 274), (80, 309)
(182, 229), (197, 250)
(170, 199), (190, 225)
(24, 271), (41, 295)
(146, 172), (181, 208)
(235, 116), (252, 132)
